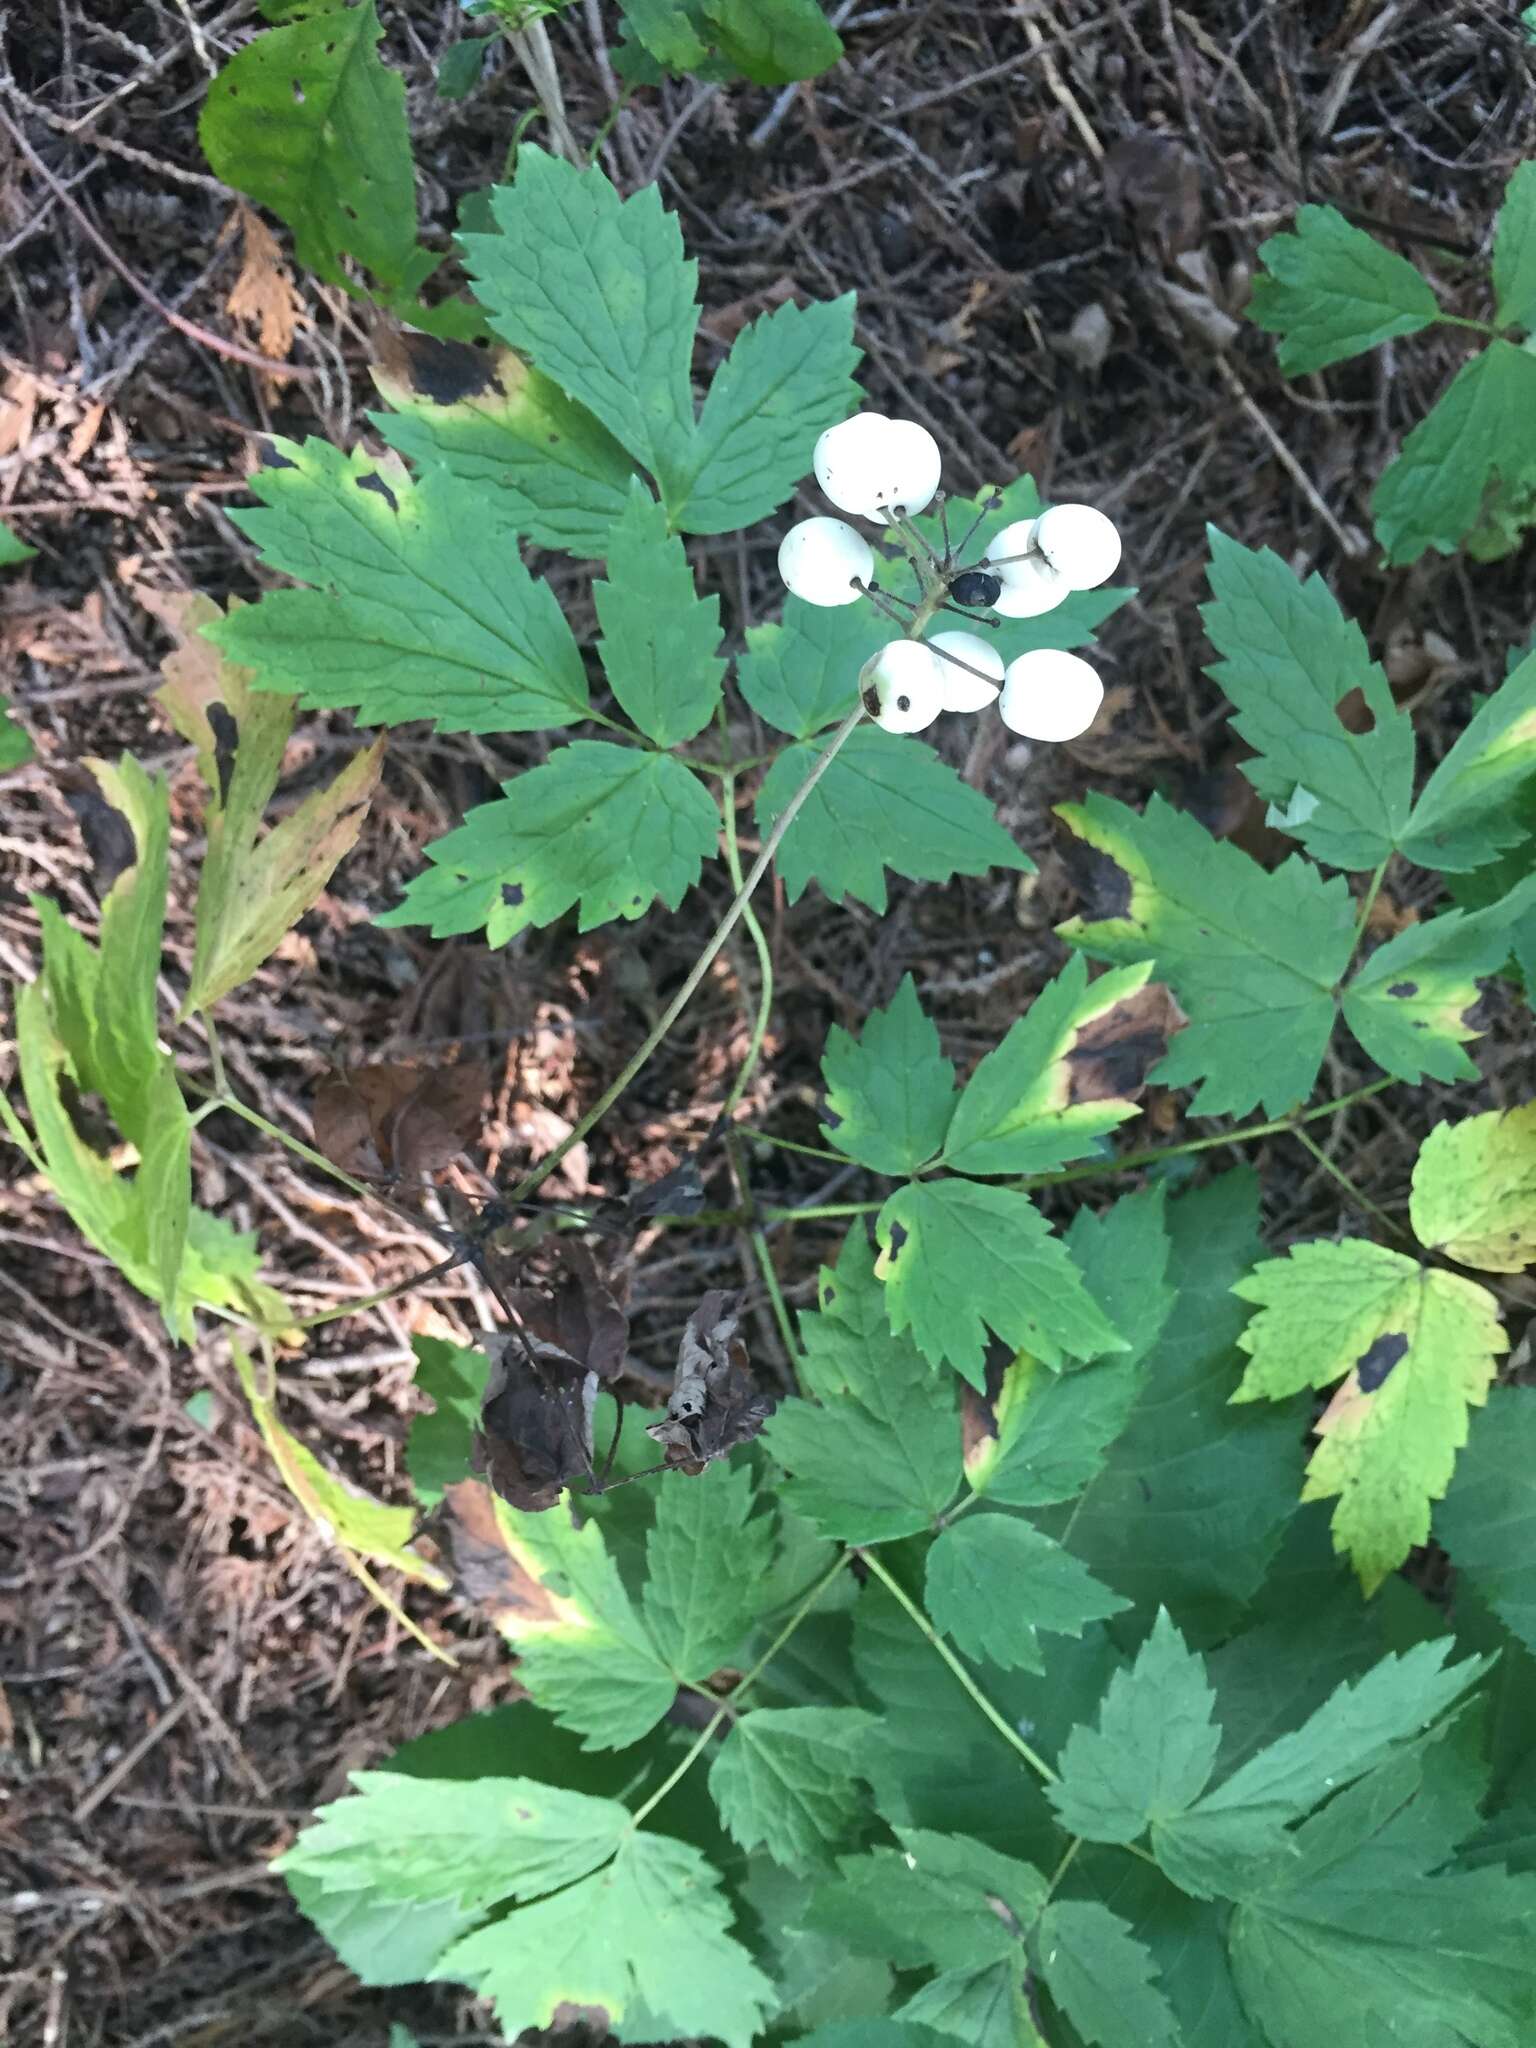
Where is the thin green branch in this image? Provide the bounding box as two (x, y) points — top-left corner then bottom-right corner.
(858, 1549), (1058, 1784)
(627, 1552), (850, 1829)
(504, 701), (868, 1208)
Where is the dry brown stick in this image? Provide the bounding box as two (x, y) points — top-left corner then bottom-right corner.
(0, 99), (318, 382)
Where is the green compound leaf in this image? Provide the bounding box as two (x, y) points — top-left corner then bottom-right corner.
(594, 483), (724, 745)
(0, 515), (36, 565)
(762, 1229), (960, 1544)
(1438, 1388), (1536, 1655)
(736, 598), (887, 740)
(1494, 160), (1536, 333)
(1056, 793), (1355, 1118)
(1246, 204), (1441, 373)
(405, 1335), (489, 1509)
(964, 1187), (1173, 1507)
(940, 956), (1180, 1176)
(481, 1496), (676, 1748)
(156, 593), (385, 1016)
(757, 726), (1029, 914)
(199, 2), (438, 305)
(432, 1829), (773, 2048)
(209, 440), (589, 734)
(1226, 1750), (1536, 2048)
(462, 148), (698, 498)
(371, 337), (637, 557)
(1399, 644), (1536, 871)
(1040, 1171), (1305, 1638)
(1410, 1102), (1536, 1273)
(1154, 1640), (1490, 1901)
(276, 1769), (629, 1912)
(1047, 1610), (1220, 1842)
(1232, 1239), (1506, 1592)
(925, 1514), (1129, 1673)
(1031, 1900), (1179, 2048)
(1372, 339), (1536, 565)
(381, 742), (720, 946)
(700, 0), (845, 84)
(0, 692), (32, 771)
(1200, 528), (1415, 870)
(676, 296), (859, 532)
(876, 1178), (1127, 1386)
(819, 975), (957, 1175)
(642, 1460), (776, 1681)
(810, 1831), (1046, 1977)
(1341, 879), (1536, 1084)
(708, 1707), (877, 1871)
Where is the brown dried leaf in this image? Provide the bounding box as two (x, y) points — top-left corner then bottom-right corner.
(225, 203), (300, 366)
(503, 1238), (629, 1384)
(646, 1291), (775, 1475)
(310, 1061), (488, 1181)
(473, 1333), (596, 1513)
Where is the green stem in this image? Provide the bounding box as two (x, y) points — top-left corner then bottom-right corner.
(1016, 1077), (1397, 1192)
(628, 1553), (849, 1829)
(504, 701), (868, 1207)
(718, 762), (776, 1124)
(294, 1256), (461, 1332)
(750, 1225), (799, 1363)
(739, 1129), (849, 1166)
(1340, 856), (1390, 983)
(1289, 1123), (1406, 1240)
(858, 1550), (1057, 1784)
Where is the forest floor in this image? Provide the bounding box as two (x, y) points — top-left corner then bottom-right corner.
(1, 2), (1533, 2042)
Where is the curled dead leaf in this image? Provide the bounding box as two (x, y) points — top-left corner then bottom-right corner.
(646, 1291), (775, 1475)
(473, 1331), (597, 1513)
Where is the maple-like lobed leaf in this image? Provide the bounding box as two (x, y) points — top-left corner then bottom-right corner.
(925, 1513), (1129, 1673)
(594, 483), (725, 745)
(1246, 204), (1441, 373)
(1232, 1239), (1506, 1591)
(940, 955), (1184, 1176)
(1372, 339), (1536, 564)
(819, 975), (957, 1176)
(381, 741), (721, 946)
(1410, 1102), (1536, 1272)
(707, 1707), (877, 1870)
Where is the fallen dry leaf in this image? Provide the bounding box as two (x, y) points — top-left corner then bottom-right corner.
(311, 1060), (488, 1181)
(646, 1291), (775, 1474)
(224, 203), (301, 366)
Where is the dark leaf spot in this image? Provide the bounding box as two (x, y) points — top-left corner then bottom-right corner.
(1064, 838), (1133, 922)
(207, 702), (238, 809)
(1388, 981), (1417, 999)
(1137, 1476), (1152, 1503)
(257, 439), (296, 471)
(1356, 1331), (1408, 1392)
(821, 1283), (837, 1306)
(816, 1092), (842, 1130)
(398, 331), (498, 406)
(355, 471), (399, 513)
(65, 789), (136, 892)
(888, 1220), (909, 1254)
(501, 882), (525, 907)
(1064, 982), (1187, 1105)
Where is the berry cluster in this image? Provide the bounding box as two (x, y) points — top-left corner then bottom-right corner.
(776, 413), (1122, 745)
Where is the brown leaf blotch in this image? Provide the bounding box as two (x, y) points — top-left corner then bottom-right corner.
(1064, 982), (1188, 1106)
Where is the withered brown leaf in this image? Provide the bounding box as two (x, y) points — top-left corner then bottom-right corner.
(472, 1331), (596, 1514)
(646, 1290), (775, 1475)
(310, 1059), (488, 1181)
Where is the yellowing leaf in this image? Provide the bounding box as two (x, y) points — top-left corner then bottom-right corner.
(1410, 1103), (1536, 1273)
(232, 1341), (447, 1591)
(1232, 1241), (1505, 1591)
(155, 592), (385, 1015)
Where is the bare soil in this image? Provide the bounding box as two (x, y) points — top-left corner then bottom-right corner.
(2, 3), (1533, 2041)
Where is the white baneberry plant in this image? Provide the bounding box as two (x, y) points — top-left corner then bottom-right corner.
(8, 147), (1536, 2048)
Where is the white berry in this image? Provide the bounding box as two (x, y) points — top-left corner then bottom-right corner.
(984, 518), (1040, 569)
(777, 516), (874, 607)
(991, 553), (1070, 618)
(813, 413), (896, 517)
(998, 650), (1104, 741)
(863, 420), (943, 524)
(927, 630), (1003, 711)
(1034, 503), (1122, 589)
(861, 641), (945, 733)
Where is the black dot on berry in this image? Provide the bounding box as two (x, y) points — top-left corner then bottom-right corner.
(896, 695), (910, 712)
